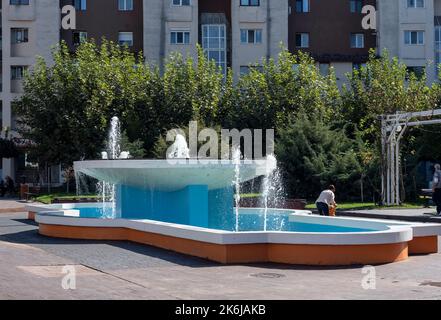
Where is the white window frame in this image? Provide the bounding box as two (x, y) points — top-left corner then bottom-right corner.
(240, 0), (260, 6)
(240, 29), (262, 44)
(351, 33), (365, 48)
(11, 28), (28, 44)
(296, 33), (309, 48)
(172, 0), (191, 6)
(350, 0), (363, 13)
(407, 0), (425, 8)
(73, 31), (88, 46)
(296, 0), (309, 13)
(404, 30), (425, 45)
(118, 32), (134, 47)
(118, 0), (133, 11)
(202, 24), (227, 75)
(11, 66), (27, 80)
(170, 30), (191, 45)
(74, 0), (87, 11)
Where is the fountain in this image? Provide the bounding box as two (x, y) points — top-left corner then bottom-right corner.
(27, 117), (441, 266)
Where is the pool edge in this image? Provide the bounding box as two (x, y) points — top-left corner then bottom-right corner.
(38, 223), (409, 266)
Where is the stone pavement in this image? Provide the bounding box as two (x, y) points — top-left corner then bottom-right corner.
(338, 207), (441, 223)
(0, 210), (441, 299)
(0, 199), (27, 213)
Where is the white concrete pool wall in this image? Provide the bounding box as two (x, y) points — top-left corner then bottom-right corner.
(26, 203), (441, 265)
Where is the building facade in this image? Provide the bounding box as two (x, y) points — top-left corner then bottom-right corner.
(0, 0), (288, 181)
(377, 0), (440, 83)
(288, 0), (377, 86)
(1, 0), (60, 181)
(1, 0), (440, 181)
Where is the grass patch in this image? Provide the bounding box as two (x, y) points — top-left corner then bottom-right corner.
(34, 193), (98, 204)
(305, 202), (424, 211)
(240, 193), (262, 199)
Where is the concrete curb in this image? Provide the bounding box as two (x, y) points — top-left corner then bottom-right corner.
(337, 210), (441, 223)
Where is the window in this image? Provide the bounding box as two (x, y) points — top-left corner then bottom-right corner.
(10, 0), (29, 5)
(172, 0), (190, 6)
(73, 31), (87, 45)
(404, 31), (424, 45)
(350, 0), (363, 13)
(319, 63), (330, 75)
(202, 24), (226, 75)
(351, 33), (364, 48)
(353, 62), (366, 72)
(118, 0), (133, 11)
(11, 66), (27, 80)
(240, 0), (259, 6)
(296, 0), (309, 12)
(170, 31), (190, 44)
(240, 29), (262, 44)
(11, 28), (28, 44)
(74, 0), (86, 11)
(407, 0), (424, 8)
(118, 32), (133, 47)
(295, 33), (309, 48)
(406, 66), (425, 79)
(240, 65), (263, 75)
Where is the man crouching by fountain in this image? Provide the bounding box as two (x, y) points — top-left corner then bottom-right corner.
(315, 185), (337, 216)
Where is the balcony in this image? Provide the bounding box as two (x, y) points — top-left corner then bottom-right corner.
(8, 1), (36, 21)
(11, 42), (30, 57)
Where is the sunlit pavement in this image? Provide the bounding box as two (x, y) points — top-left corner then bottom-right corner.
(1, 210), (441, 300)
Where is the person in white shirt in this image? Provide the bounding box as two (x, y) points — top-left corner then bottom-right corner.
(315, 185), (336, 216)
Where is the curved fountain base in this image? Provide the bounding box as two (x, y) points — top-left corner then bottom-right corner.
(27, 204), (441, 266)
(38, 223), (409, 265)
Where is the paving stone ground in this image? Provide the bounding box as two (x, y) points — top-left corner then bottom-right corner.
(1, 208), (441, 299)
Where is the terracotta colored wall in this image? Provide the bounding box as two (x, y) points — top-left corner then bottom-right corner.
(60, 0), (143, 53)
(288, 0), (376, 62)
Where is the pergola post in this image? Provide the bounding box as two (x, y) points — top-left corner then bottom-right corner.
(381, 109), (441, 206)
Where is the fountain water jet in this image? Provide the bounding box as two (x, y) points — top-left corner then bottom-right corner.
(261, 154), (283, 231)
(232, 147), (241, 232)
(97, 116), (123, 218)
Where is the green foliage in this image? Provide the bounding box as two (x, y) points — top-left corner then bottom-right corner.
(276, 112), (362, 200)
(341, 49), (436, 143)
(14, 41), (441, 201)
(15, 40), (147, 165)
(0, 138), (19, 159)
(120, 131), (146, 159)
(221, 50), (340, 130)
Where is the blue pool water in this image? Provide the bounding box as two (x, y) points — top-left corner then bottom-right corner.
(67, 206), (375, 233)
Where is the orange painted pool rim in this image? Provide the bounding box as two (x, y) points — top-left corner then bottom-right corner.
(38, 223), (412, 266)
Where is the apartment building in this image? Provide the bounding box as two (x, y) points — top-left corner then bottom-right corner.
(2, 0), (440, 181)
(143, 0), (288, 75)
(1, 0), (60, 181)
(288, 0), (377, 86)
(0, 0), (288, 180)
(377, 0), (440, 83)
(60, 0), (144, 53)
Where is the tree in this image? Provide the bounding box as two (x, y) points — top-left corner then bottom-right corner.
(223, 49), (340, 131)
(275, 112), (362, 200)
(15, 40), (148, 166)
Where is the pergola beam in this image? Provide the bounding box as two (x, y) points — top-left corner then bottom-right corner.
(381, 109), (441, 206)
